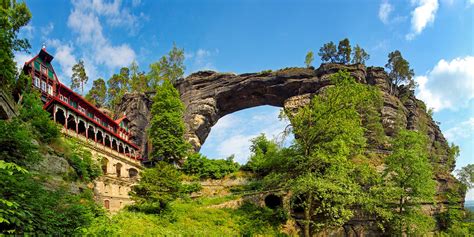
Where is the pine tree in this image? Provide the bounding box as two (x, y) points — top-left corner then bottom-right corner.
(85, 78), (107, 107)
(385, 50), (415, 94)
(305, 51), (314, 68)
(318, 41), (338, 63)
(71, 60), (88, 95)
(337, 38), (351, 64)
(148, 44), (185, 87)
(351, 44), (370, 64)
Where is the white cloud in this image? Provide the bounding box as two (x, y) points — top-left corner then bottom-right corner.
(378, 0), (394, 24)
(444, 117), (474, 142)
(65, 0), (137, 75)
(204, 108), (290, 164)
(186, 48), (219, 72)
(406, 0), (439, 40)
(40, 22), (54, 38)
(14, 52), (33, 72)
(415, 56), (474, 112)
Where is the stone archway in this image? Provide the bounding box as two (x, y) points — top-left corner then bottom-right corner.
(55, 108), (66, 126)
(66, 114), (76, 132)
(175, 64), (368, 151)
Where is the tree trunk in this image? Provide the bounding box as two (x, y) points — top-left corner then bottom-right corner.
(304, 193), (312, 237)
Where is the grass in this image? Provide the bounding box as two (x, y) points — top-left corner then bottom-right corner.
(84, 196), (286, 236)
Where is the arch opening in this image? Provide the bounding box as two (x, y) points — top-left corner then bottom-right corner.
(199, 105), (292, 164)
(115, 162), (122, 177)
(77, 120), (86, 136)
(129, 168), (138, 179)
(97, 130), (104, 143)
(55, 108), (66, 126)
(87, 125), (95, 140)
(101, 158), (109, 174)
(67, 114), (76, 131)
(112, 139), (118, 151)
(104, 135), (111, 147)
(264, 194), (282, 209)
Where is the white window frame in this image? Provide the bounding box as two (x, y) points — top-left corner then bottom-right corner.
(34, 76), (40, 88)
(47, 84), (53, 95)
(41, 80), (46, 91)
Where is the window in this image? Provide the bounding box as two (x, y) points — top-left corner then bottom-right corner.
(34, 76), (40, 88)
(41, 80), (46, 91)
(47, 84), (53, 95)
(60, 94), (68, 103)
(41, 65), (48, 75)
(78, 106), (86, 114)
(95, 117), (100, 123)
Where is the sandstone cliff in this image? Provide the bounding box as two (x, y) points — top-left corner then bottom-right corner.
(117, 63), (464, 224)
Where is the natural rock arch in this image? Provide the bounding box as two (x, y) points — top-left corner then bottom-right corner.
(176, 64), (373, 151)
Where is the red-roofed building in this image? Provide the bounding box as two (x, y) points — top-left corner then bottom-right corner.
(23, 48), (141, 161)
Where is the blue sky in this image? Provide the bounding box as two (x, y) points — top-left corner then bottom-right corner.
(16, 0), (473, 199)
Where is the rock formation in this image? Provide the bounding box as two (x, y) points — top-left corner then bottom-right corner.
(115, 92), (153, 159)
(118, 63), (464, 227)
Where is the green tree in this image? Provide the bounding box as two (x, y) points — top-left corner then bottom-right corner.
(283, 70), (381, 236)
(304, 51), (314, 68)
(130, 60), (150, 93)
(71, 60), (88, 95)
(457, 164), (474, 189)
(148, 44), (185, 87)
(107, 67), (130, 110)
(337, 38), (351, 64)
(18, 89), (59, 144)
(244, 134), (282, 176)
(129, 162), (183, 213)
(383, 129), (436, 235)
(351, 44), (370, 64)
(385, 50), (415, 94)
(85, 78), (107, 107)
(318, 41), (337, 63)
(0, 0), (31, 92)
(148, 79), (190, 163)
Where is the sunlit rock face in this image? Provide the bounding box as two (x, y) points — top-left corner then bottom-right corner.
(118, 64), (464, 230)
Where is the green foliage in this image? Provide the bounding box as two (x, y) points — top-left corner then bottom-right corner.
(182, 153), (240, 179)
(0, 0), (31, 91)
(148, 79), (190, 163)
(0, 169), (103, 235)
(148, 43), (185, 86)
(244, 134), (285, 176)
(85, 78), (107, 107)
(383, 129), (436, 235)
(63, 139), (102, 181)
(86, 197), (283, 236)
(318, 41), (337, 63)
(385, 50), (415, 94)
(283, 70), (383, 236)
(305, 50), (314, 68)
(130, 60), (150, 93)
(351, 44), (370, 64)
(71, 59), (89, 95)
(0, 119), (40, 166)
(107, 67), (130, 111)
(456, 164), (474, 189)
(129, 162), (183, 213)
(18, 89), (60, 144)
(337, 38), (351, 64)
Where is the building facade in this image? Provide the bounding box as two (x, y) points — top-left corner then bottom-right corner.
(23, 48), (142, 212)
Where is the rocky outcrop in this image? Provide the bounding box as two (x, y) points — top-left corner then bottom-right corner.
(176, 64), (369, 150)
(0, 89), (18, 120)
(115, 93), (153, 159)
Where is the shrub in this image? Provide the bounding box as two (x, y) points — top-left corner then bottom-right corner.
(182, 153), (240, 179)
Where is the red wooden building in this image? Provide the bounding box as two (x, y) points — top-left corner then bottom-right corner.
(23, 48), (141, 160)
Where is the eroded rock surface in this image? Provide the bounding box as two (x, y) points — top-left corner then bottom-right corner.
(117, 64), (464, 226)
